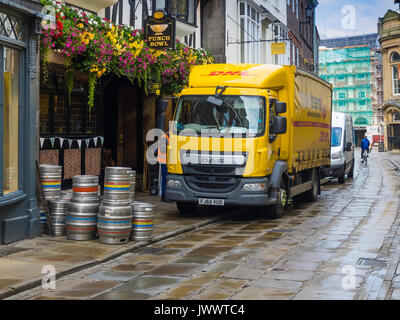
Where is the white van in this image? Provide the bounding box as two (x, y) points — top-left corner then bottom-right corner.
(323, 112), (355, 184)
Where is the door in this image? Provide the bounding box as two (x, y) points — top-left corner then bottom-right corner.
(117, 86), (138, 168)
(388, 124), (400, 150)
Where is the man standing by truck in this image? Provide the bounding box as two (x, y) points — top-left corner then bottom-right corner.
(361, 136), (370, 162)
(158, 132), (169, 202)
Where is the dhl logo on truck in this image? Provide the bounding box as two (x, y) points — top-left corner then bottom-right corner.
(201, 71), (254, 76)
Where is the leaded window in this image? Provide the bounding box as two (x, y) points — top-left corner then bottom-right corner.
(0, 11), (25, 42)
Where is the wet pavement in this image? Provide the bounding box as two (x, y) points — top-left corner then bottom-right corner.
(5, 149), (400, 300)
(0, 193), (229, 299)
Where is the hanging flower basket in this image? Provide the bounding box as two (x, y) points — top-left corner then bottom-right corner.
(40, 0), (215, 110)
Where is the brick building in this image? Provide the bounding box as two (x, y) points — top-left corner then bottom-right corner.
(286, 0), (319, 74)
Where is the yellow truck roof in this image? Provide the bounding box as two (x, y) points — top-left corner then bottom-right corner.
(188, 64), (331, 90)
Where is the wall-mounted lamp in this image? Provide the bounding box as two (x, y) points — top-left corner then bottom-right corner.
(299, 3), (313, 25)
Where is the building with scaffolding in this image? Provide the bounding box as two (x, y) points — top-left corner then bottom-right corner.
(319, 34), (383, 146)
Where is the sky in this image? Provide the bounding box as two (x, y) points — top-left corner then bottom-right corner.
(316, 0), (399, 39)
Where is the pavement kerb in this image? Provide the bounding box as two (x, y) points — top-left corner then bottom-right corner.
(1, 212), (233, 300)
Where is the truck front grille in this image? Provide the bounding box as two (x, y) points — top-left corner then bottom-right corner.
(182, 165), (241, 193)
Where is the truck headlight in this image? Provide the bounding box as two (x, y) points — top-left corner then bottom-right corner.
(167, 179), (182, 188)
(331, 152), (342, 159)
(242, 183), (266, 192)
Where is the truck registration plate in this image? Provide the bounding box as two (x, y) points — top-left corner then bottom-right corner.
(198, 198), (225, 206)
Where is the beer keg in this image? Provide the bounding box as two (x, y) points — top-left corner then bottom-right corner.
(72, 175), (99, 199)
(130, 201), (154, 241)
(39, 164), (62, 201)
(103, 167), (131, 201)
(98, 199), (132, 244)
(48, 200), (69, 236)
(66, 196), (100, 241)
(129, 170), (136, 202)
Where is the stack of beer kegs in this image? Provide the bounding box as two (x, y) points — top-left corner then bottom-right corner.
(98, 167), (133, 244)
(66, 175), (100, 241)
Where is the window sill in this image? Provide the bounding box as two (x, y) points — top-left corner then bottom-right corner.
(0, 191), (27, 206)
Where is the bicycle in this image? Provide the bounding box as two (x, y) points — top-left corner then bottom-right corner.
(361, 150), (368, 167)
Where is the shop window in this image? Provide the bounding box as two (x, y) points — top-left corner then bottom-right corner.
(3, 47), (19, 194)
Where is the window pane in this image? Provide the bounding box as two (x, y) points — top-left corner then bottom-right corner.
(3, 47), (19, 194)
(240, 2), (245, 15)
(53, 94), (67, 134)
(40, 93), (51, 134)
(393, 65), (400, 95)
(86, 104), (96, 134)
(240, 18), (245, 63)
(70, 94), (83, 134)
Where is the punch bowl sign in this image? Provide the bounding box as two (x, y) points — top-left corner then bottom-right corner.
(144, 11), (176, 50)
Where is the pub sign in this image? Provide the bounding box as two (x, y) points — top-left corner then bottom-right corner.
(144, 11), (176, 50)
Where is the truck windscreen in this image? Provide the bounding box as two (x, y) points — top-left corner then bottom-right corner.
(173, 95), (266, 136)
(331, 127), (342, 147)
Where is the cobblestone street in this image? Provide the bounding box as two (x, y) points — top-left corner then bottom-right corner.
(4, 149), (400, 300)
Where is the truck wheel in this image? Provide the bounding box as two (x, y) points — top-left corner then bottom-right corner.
(305, 169), (320, 202)
(348, 160), (355, 178)
(267, 179), (287, 219)
(338, 165), (346, 184)
(176, 202), (198, 216)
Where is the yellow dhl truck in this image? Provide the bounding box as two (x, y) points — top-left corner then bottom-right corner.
(166, 64), (332, 218)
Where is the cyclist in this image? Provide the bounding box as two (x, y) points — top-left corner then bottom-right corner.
(361, 136), (370, 162)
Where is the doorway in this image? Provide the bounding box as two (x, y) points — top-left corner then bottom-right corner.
(103, 77), (144, 176)
(388, 124), (400, 150)
(354, 128), (367, 147)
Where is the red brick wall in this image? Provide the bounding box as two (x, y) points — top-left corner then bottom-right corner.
(287, 0), (315, 73)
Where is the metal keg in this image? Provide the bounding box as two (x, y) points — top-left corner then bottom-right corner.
(60, 190), (73, 201)
(129, 170), (136, 202)
(40, 210), (48, 234)
(66, 196), (100, 241)
(49, 200), (69, 236)
(104, 167), (131, 201)
(98, 199), (132, 244)
(72, 175), (99, 198)
(39, 164), (62, 201)
(130, 201), (155, 241)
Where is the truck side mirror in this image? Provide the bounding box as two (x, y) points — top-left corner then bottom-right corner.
(272, 116), (287, 134)
(275, 101), (287, 114)
(345, 142), (352, 151)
